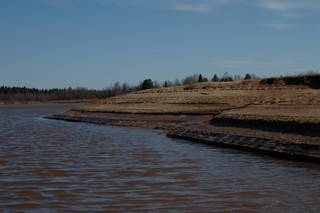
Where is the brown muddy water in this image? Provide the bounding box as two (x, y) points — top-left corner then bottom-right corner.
(0, 104), (319, 212)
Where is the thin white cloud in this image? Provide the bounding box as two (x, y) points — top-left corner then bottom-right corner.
(212, 59), (253, 66)
(258, 0), (292, 11)
(266, 23), (297, 30)
(38, 0), (320, 17)
(36, 0), (83, 7)
(172, 3), (214, 13)
(282, 13), (303, 18)
(292, 67), (320, 74)
(211, 58), (292, 68)
(257, 0), (320, 17)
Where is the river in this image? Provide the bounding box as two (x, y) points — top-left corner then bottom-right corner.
(0, 104), (319, 212)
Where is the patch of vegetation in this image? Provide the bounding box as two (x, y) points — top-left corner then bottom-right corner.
(305, 74), (320, 89)
(260, 74), (320, 89)
(141, 79), (154, 90)
(260, 78), (277, 85)
(283, 76), (306, 85)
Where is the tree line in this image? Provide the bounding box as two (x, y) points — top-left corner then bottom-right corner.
(0, 72), (257, 101)
(0, 83), (143, 101)
(162, 72), (258, 88)
(0, 86), (106, 101)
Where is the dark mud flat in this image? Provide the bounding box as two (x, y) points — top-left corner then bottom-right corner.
(168, 129), (320, 163)
(211, 116), (320, 137)
(45, 113), (138, 125)
(46, 113), (320, 164)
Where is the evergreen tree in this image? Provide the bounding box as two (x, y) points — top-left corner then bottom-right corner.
(141, 79), (154, 90)
(244, 73), (252, 80)
(212, 74), (219, 82)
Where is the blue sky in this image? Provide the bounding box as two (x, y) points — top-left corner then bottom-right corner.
(1, 0), (320, 89)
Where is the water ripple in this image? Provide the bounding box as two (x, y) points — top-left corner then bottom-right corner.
(0, 104), (319, 212)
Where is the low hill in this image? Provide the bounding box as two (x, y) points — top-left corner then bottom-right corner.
(74, 74), (320, 124)
(49, 74), (320, 162)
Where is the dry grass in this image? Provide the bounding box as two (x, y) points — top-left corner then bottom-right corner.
(75, 76), (320, 123)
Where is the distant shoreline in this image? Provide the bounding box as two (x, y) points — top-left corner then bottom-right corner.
(0, 99), (96, 105)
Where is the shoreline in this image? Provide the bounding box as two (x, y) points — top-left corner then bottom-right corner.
(45, 110), (320, 164)
(0, 99), (96, 105)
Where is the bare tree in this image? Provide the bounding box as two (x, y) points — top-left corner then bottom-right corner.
(182, 74), (198, 85)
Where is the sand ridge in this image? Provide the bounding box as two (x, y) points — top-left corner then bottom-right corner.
(74, 77), (320, 124)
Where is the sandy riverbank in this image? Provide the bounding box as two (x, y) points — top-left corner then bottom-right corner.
(47, 75), (320, 163)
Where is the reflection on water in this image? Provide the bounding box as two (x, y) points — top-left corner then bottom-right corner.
(0, 104), (319, 212)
